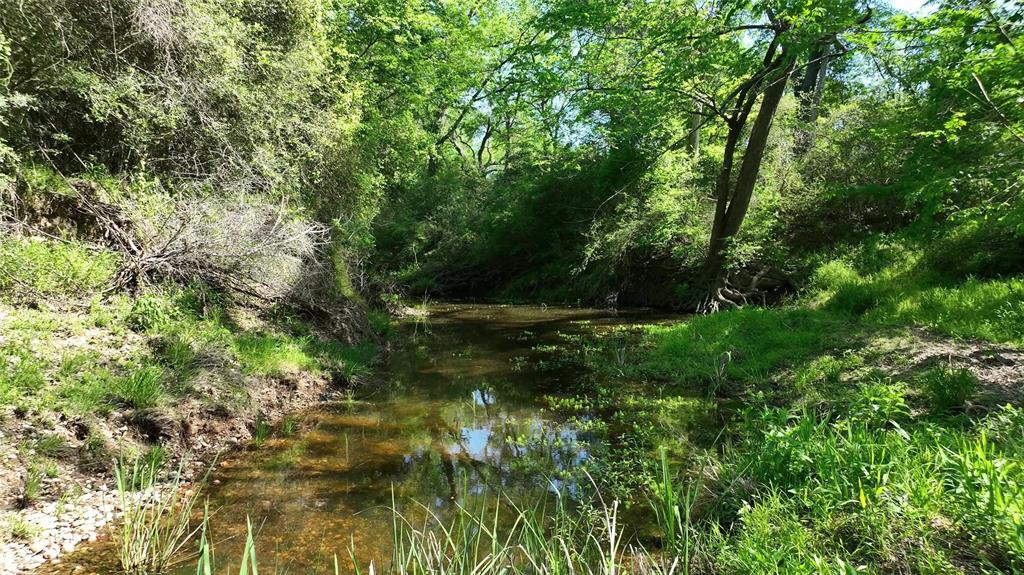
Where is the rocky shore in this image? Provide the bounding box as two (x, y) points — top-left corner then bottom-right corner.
(1, 368), (341, 575)
(2, 485), (118, 574)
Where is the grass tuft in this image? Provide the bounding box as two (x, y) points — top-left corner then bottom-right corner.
(916, 365), (977, 413)
(115, 457), (203, 575)
(112, 365), (164, 409)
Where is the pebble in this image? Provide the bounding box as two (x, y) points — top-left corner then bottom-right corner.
(1, 482), (127, 574)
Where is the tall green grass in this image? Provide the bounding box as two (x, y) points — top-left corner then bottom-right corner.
(0, 237), (118, 303)
(115, 457), (204, 575)
(651, 448), (697, 573)
(112, 366), (165, 409)
(952, 433), (1024, 565)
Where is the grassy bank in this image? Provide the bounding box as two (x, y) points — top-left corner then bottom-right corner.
(0, 178), (379, 561)
(552, 237), (1024, 573)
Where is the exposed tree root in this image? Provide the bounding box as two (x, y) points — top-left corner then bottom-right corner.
(690, 267), (794, 314)
(695, 280), (747, 314)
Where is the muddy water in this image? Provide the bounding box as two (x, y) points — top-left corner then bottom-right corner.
(54, 304), (677, 574)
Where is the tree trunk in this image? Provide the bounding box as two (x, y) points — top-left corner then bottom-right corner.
(795, 47), (823, 119)
(686, 104), (702, 158)
(699, 60), (795, 310)
(794, 45), (830, 153)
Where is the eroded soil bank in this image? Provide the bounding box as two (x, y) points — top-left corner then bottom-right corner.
(0, 301), (357, 574)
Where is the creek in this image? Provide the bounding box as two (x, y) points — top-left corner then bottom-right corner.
(50, 304), (680, 574)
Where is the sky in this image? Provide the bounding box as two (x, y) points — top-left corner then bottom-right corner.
(887, 0), (934, 15)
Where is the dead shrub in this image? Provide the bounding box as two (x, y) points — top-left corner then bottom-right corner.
(113, 193), (327, 302)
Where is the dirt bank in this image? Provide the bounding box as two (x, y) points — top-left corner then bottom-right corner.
(1, 349), (348, 574)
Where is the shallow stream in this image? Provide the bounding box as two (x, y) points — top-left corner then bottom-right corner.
(50, 304), (680, 574)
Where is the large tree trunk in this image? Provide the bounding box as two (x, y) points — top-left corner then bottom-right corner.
(698, 61), (795, 312)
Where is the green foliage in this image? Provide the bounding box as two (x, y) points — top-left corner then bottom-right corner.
(950, 431), (1024, 568)
(141, 444), (167, 472)
(1, 0), (1023, 572)
(651, 447), (698, 564)
(115, 457), (203, 575)
(234, 334), (312, 376)
(0, 345), (47, 408)
(1, 279), (376, 424)
(252, 416), (271, 449)
(0, 237), (118, 303)
(712, 492), (834, 575)
(810, 238), (1024, 345)
(19, 465), (43, 507)
(792, 353), (862, 395)
(870, 278), (1024, 345)
(644, 307), (849, 387)
(280, 416), (298, 437)
(32, 434), (67, 458)
(367, 309), (393, 338)
(2, 513), (39, 541)
(575, 290), (1024, 572)
(127, 295), (176, 332)
(112, 365), (164, 409)
(917, 366), (977, 414)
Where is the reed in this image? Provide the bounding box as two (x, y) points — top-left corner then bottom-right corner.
(115, 457), (203, 574)
(650, 448), (698, 575)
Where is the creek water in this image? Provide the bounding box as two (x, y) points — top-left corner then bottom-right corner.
(50, 304), (679, 575)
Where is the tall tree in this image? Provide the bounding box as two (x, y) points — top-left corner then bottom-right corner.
(693, 1), (872, 311)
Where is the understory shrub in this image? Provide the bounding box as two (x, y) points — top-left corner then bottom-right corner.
(916, 366), (977, 414)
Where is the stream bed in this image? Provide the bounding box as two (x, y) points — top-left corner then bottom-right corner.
(48, 304), (680, 574)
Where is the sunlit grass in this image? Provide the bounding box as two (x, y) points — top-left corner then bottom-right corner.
(1, 280), (378, 414)
(643, 307), (850, 386)
(0, 237), (119, 303)
(811, 249), (1024, 346)
(869, 277), (1024, 345)
(234, 333), (314, 375)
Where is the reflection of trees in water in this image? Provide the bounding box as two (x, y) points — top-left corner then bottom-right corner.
(386, 392), (589, 510)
